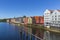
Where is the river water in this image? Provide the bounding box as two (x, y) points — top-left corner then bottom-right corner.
(0, 22), (20, 40)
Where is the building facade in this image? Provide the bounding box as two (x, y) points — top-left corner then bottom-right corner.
(32, 16), (36, 24)
(44, 9), (60, 27)
(6, 18), (11, 23)
(7, 19), (9, 22)
(39, 16), (44, 24)
(28, 17), (32, 24)
(35, 16), (40, 24)
(44, 9), (60, 40)
(15, 17), (23, 23)
(23, 17), (28, 24)
(32, 16), (44, 24)
(10, 18), (15, 23)
(44, 9), (52, 27)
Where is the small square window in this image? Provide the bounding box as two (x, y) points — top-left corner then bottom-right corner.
(55, 16), (57, 17)
(55, 18), (57, 20)
(52, 16), (53, 17)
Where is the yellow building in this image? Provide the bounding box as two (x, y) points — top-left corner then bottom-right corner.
(28, 17), (32, 24)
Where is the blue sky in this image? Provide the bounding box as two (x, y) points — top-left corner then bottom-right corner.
(0, 0), (60, 18)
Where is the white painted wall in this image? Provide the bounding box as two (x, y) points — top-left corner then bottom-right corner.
(44, 9), (52, 26)
(44, 9), (60, 27)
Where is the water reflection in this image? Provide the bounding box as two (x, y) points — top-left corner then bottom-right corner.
(0, 22), (20, 40)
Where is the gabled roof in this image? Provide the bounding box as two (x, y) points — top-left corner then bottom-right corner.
(48, 9), (60, 13)
(48, 10), (54, 13)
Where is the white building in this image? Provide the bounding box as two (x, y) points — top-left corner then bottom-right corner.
(15, 17), (23, 23)
(44, 9), (60, 28)
(44, 9), (60, 40)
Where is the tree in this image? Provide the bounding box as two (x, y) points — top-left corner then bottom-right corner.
(23, 15), (26, 18)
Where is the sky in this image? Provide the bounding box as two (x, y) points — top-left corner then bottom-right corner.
(0, 0), (60, 19)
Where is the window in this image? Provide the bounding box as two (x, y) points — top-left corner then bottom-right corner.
(55, 18), (57, 20)
(58, 21), (60, 23)
(46, 22), (48, 24)
(45, 13), (49, 15)
(47, 13), (49, 14)
(52, 18), (53, 20)
(52, 16), (54, 18)
(58, 15), (60, 17)
(58, 18), (60, 20)
(55, 15), (57, 17)
(45, 18), (49, 19)
(55, 22), (56, 23)
(53, 21), (54, 23)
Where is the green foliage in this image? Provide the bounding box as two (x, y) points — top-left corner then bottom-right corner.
(23, 15), (26, 18)
(0, 19), (7, 22)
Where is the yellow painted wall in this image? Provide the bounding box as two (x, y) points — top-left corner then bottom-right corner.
(28, 17), (32, 24)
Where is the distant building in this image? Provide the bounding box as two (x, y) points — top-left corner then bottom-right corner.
(28, 17), (32, 24)
(23, 17), (28, 24)
(6, 18), (11, 23)
(10, 18), (15, 23)
(15, 17), (23, 23)
(32, 16), (44, 24)
(32, 16), (36, 24)
(6, 19), (9, 22)
(39, 16), (44, 24)
(35, 16), (40, 24)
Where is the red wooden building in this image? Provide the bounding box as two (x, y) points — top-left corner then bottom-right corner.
(32, 16), (44, 24)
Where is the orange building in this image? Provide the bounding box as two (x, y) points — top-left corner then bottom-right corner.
(33, 16), (44, 24)
(39, 16), (44, 24)
(32, 16), (44, 39)
(34, 16), (40, 24)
